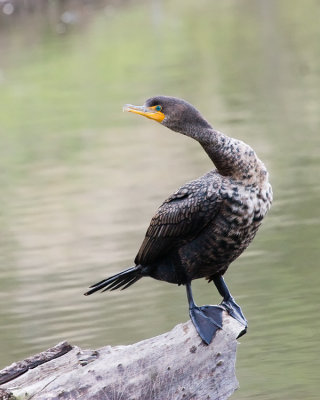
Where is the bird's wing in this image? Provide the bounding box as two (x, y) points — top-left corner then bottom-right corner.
(135, 174), (222, 265)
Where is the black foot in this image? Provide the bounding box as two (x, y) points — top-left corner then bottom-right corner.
(213, 276), (248, 339)
(220, 296), (247, 338)
(189, 305), (224, 345)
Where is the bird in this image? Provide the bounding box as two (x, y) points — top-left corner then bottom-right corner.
(84, 96), (273, 345)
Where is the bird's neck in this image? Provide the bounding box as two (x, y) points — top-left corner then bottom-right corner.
(191, 128), (266, 183)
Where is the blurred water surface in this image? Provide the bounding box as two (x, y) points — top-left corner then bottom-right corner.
(0, 0), (320, 399)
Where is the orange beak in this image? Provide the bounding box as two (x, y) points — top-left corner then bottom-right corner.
(123, 104), (165, 123)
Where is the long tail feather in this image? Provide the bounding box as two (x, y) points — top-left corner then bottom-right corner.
(121, 276), (141, 290)
(84, 266), (142, 296)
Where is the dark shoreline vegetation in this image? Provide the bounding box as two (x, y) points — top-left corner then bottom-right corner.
(0, 0), (130, 35)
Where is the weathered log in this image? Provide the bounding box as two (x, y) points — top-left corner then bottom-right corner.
(0, 313), (243, 400)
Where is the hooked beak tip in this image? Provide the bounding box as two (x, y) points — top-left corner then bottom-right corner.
(123, 104), (131, 113)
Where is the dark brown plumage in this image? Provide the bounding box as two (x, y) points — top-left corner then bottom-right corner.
(85, 96), (272, 344)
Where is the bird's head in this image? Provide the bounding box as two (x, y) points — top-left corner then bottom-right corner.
(123, 96), (211, 136)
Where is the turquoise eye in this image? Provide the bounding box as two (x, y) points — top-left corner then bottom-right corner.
(155, 105), (162, 111)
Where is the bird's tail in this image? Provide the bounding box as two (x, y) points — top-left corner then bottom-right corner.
(84, 266), (142, 296)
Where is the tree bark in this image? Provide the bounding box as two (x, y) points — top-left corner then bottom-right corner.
(0, 312), (243, 400)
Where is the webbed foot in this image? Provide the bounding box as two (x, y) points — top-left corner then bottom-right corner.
(213, 275), (248, 338)
(220, 296), (247, 338)
(189, 304), (224, 345)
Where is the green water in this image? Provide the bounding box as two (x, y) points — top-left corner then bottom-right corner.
(0, 1), (319, 398)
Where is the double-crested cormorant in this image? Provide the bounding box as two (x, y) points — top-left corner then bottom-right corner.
(85, 96), (272, 344)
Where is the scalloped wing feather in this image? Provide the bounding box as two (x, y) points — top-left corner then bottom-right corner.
(135, 173), (222, 265)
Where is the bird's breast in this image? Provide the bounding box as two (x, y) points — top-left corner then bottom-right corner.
(180, 179), (272, 279)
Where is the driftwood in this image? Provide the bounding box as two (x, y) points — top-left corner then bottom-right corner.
(0, 313), (244, 400)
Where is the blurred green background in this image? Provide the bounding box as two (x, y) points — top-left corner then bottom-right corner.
(0, 0), (319, 398)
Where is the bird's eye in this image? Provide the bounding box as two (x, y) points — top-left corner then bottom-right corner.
(155, 105), (162, 111)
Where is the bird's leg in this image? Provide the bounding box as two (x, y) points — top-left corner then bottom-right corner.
(186, 282), (223, 345)
(213, 275), (247, 338)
